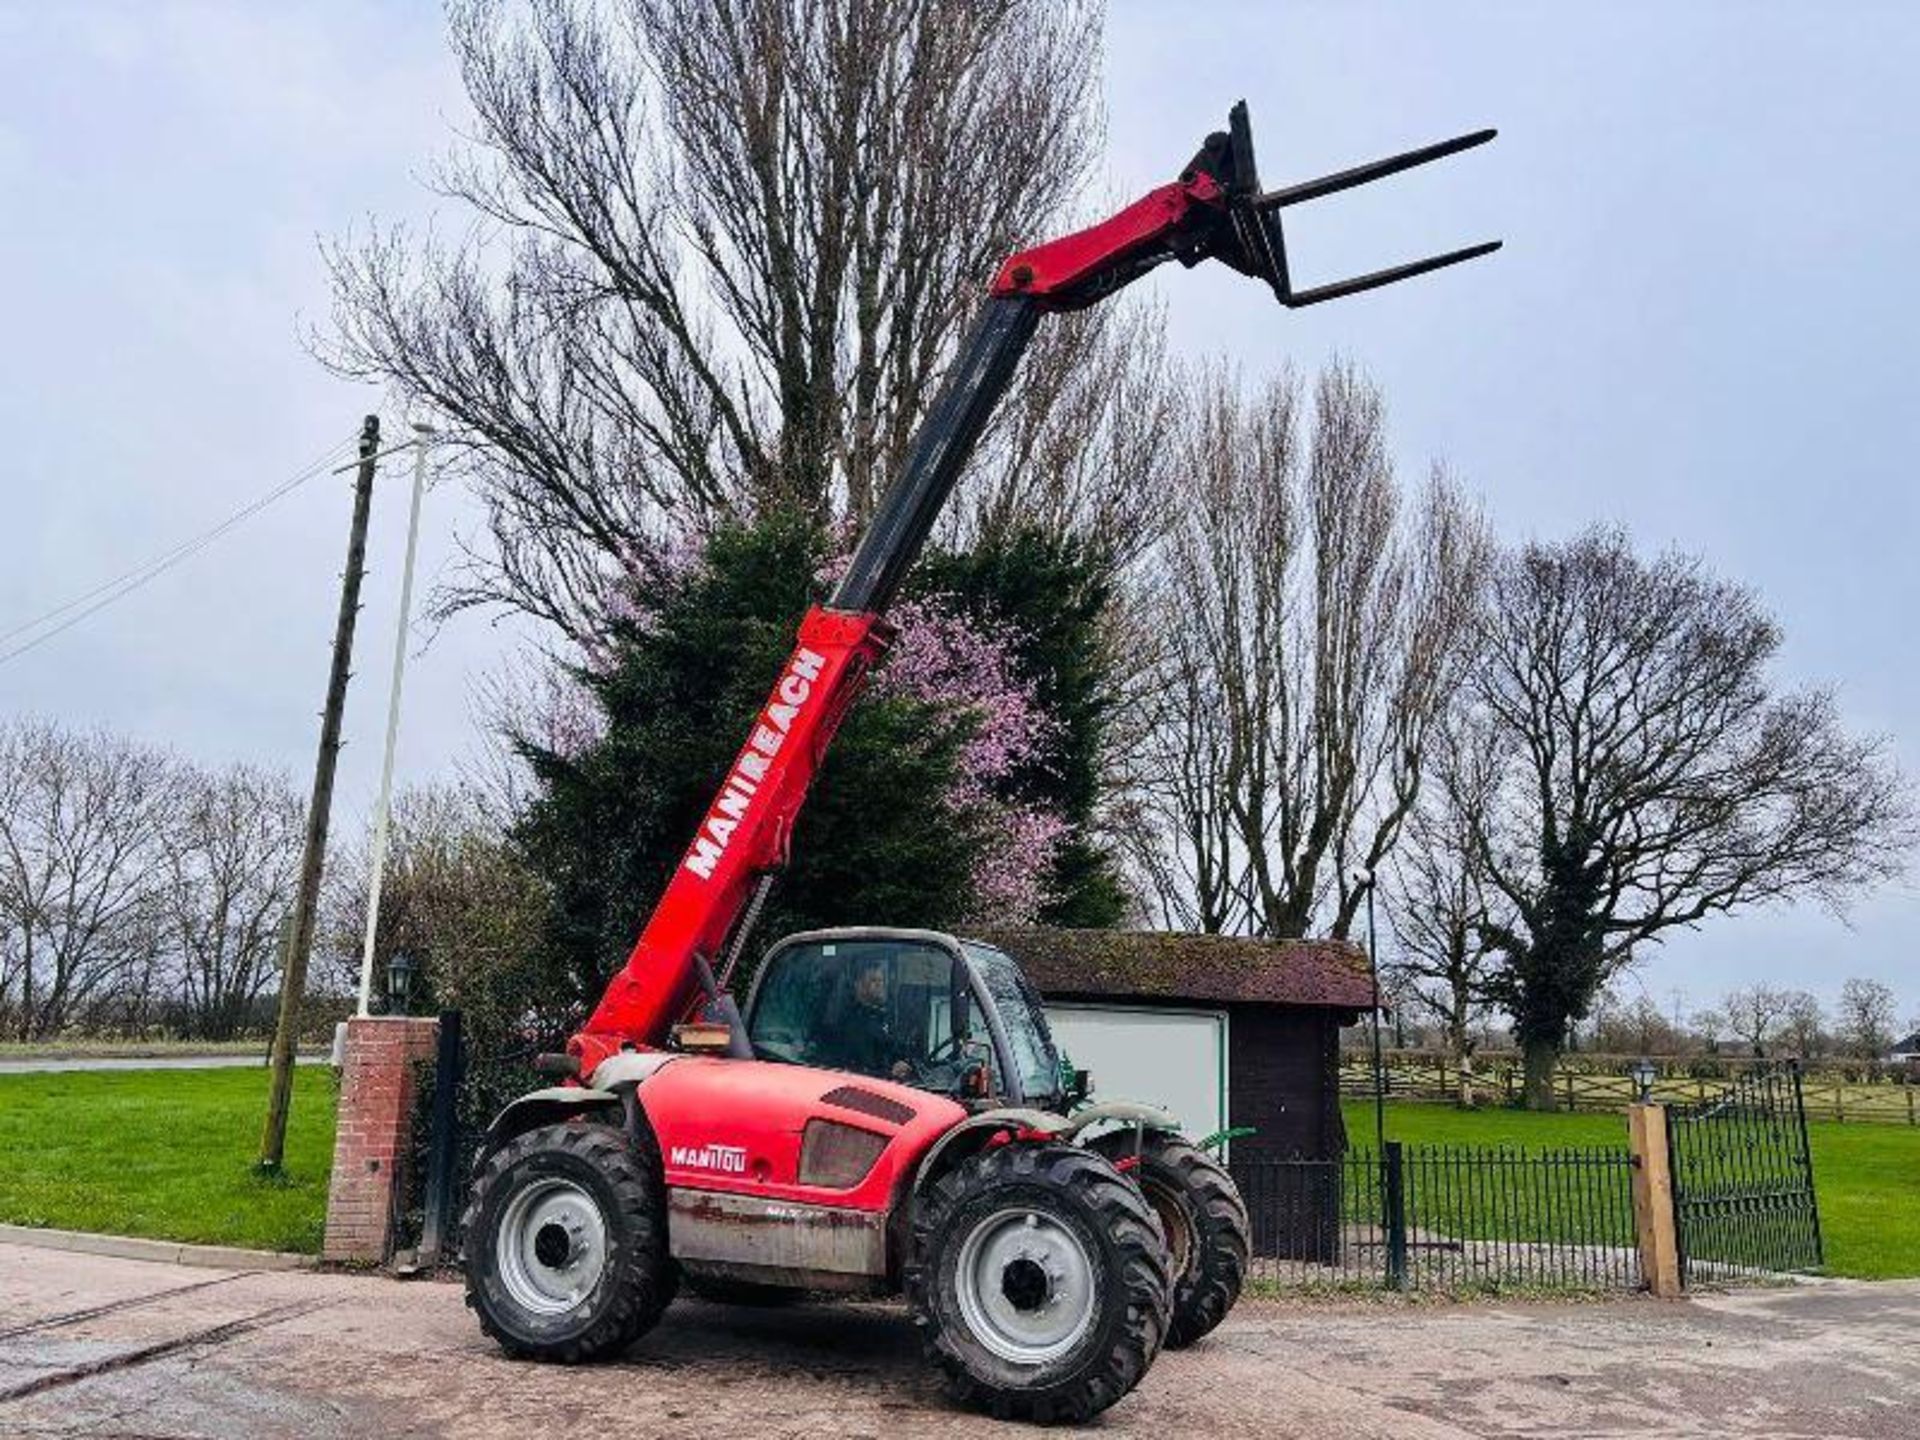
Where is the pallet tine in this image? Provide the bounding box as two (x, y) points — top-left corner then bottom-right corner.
(1256, 128), (1499, 211)
(1285, 240), (1505, 308)
(1224, 109), (1501, 310)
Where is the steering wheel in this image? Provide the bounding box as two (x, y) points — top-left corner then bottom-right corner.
(923, 1032), (965, 1066)
(891, 1032), (966, 1087)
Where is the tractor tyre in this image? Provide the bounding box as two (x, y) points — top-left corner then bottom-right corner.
(1092, 1131), (1249, 1347)
(462, 1120), (675, 1362)
(907, 1142), (1173, 1423)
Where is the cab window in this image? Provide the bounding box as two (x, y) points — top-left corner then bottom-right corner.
(964, 943), (1061, 1102)
(748, 938), (982, 1093)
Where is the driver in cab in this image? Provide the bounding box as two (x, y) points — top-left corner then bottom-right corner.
(837, 956), (913, 1082)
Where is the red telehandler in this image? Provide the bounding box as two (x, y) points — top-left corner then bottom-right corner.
(462, 102), (1497, 1421)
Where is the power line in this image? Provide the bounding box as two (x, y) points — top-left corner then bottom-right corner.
(0, 433), (360, 667)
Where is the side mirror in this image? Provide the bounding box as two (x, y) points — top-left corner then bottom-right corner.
(960, 1037), (995, 1100)
(963, 1060), (991, 1100)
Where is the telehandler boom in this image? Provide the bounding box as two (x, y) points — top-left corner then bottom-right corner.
(464, 101), (1497, 1422)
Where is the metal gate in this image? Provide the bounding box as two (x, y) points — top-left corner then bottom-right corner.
(1667, 1060), (1823, 1285)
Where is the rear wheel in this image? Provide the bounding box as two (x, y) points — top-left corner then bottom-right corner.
(1093, 1131), (1249, 1347)
(462, 1121), (675, 1362)
(907, 1143), (1172, 1423)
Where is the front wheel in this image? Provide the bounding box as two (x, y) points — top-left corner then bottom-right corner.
(907, 1143), (1172, 1423)
(462, 1121), (675, 1362)
(1092, 1131), (1249, 1347)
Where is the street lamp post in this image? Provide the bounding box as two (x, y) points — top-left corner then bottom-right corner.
(1632, 1056), (1657, 1105)
(387, 950), (418, 1018)
(1354, 868), (1386, 1158)
(356, 421), (435, 1017)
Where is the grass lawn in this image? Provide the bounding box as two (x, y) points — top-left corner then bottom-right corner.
(1344, 1100), (1920, 1281)
(0, 1066), (338, 1254)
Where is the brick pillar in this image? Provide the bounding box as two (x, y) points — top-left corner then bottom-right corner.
(324, 1015), (440, 1264)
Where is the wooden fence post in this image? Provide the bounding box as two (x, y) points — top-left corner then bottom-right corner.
(1627, 1103), (1682, 1298)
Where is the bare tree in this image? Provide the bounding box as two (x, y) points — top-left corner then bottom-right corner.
(1721, 983), (1792, 1057)
(1122, 362), (1491, 940)
(0, 719), (177, 1040)
(950, 302), (1184, 571)
(320, 0), (1140, 646)
(159, 764), (304, 1041)
(1688, 1005), (1727, 1051)
(1590, 989), (1694, 1056)
(1780, 990), (1826, 1058)
(1463, 530), (1912, 1107)
(323, 786), (551, 1024)
(1834, 976), (1898, 1060)
(1385, 723), (1506, 1104)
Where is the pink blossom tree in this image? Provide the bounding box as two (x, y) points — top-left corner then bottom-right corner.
(513, 536), (1071, 924)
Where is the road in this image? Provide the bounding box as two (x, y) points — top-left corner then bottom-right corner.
(0, 1055), (323, 1075)
(0, 1242), (1914, 1438)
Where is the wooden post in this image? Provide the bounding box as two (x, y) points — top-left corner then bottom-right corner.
(260, 415), (380, 1173)
(1628, 1103), (1682, 1297)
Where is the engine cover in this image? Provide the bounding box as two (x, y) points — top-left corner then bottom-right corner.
(637, 1057), (966, 1288)
(638, 1056), (964, 1210)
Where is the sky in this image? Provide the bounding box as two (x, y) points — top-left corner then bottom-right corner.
(0, 2), (1914, 1027)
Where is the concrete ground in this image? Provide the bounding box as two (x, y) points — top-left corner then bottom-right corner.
(0, 1242), (1914, 1438)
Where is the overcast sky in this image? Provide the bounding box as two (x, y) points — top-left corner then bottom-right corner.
(1, 2), (1914, 1025)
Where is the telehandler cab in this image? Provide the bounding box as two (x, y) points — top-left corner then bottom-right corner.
(462, 101), (1498, 1422)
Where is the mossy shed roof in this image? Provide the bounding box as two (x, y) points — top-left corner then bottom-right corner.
(968, 927), (1375, 1012)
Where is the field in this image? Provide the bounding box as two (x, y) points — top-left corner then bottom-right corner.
(1342, 1053), (1920, 1125)
(1343, 1100), (1920, 1280)
(0, 1067), (1908, 1279)
(0, 1066), (337, 1254)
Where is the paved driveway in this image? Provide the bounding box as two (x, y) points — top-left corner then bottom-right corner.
(0, 1241), (1914, 1437)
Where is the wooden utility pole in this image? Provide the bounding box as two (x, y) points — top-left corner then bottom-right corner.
(260, 414), (380, 1172)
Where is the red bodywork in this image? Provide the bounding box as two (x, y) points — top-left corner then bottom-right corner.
(642, 1058), (966, 1212)
(989, 173), (1224, 306)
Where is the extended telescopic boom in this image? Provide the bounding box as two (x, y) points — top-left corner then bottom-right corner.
(568, 101), (1499, 1077)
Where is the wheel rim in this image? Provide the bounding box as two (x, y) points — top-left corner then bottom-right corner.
(1142, 1177), (1195, 1281)
(496, 1177), (608, 1316)
(953, 1207), (1098, 1365)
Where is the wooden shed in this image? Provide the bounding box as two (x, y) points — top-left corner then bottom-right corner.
(971, 927), (1375, 1164)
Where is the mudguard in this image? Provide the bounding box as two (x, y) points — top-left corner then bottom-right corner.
(1062, 1099), (1182, 1139)
(481, 1086), (621, 1152)
(483, 1054), (681, 1154)
(587, 1051), (681, 1090)
(910, 1107), (1070, 1192)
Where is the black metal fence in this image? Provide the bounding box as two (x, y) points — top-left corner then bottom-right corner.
(1232, 1142), (1642, 1292)
(400, 1015), (1643, 1293)
(1668, 1061), (1823, 1284)
(396, 1019), (558, 1263)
